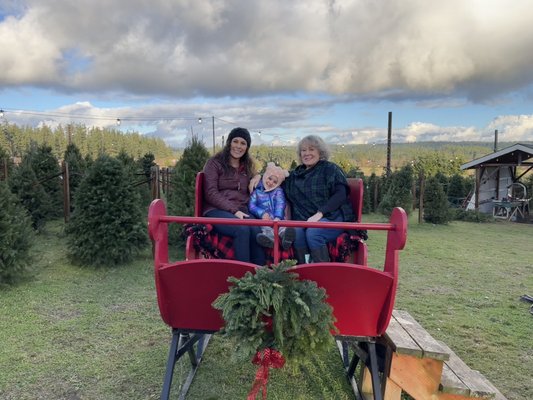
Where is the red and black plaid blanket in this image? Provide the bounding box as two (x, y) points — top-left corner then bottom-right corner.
(183, 224), (367, 265)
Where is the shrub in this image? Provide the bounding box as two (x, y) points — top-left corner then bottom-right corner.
(26, 143), (63, 217)
(453, 209), (494, 223)
(167, 137), (210, 243)
(0, 182), (34, 284)
(447, 173), (467, 207)
(136, 152), (156, 207)
(423, 176), (453, 224)
(66, 155), (147, 267)
(63, 143), (87, 210)
(8, 160), (53, 230)
(169, 137), (210, 217)
(378, 165), (414, 216)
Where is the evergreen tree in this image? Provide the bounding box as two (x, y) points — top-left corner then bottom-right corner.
(169, 137), (210, 217)
(434, 171), (449, 194)
(367, 173), (380, 213)
(346, 165), (364, 178)
(290, 160), (298, 171)
(0, 145), (12, 181)
(424, 176), (453, 224)
(137, 153), (156, 207)
(447, 173), (467, 207)
(139, 152), (156, 188)
(167, 138), (210, 244)
(0, 182), (34, 284)
(116, 148), (135, 165)
(362, 175), (371, 214)
(26, 143), (63, 217)
(63, 143), (87, 211)
(117, 149), (152, 208)
(8, 161), (53, 230)
(66, 155), (147, 267)
(378, 165), (414, 216)
(84, 153), (94, 169)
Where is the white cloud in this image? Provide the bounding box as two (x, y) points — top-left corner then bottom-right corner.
(1, 0), (533, 101)
(2, 1), (533, 147)
(487, 115), (533, 142)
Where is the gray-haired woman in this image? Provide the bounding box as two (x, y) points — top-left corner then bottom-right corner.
(283, 135), (355, 263)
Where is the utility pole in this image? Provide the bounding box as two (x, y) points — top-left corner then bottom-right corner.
(494, 129), (498, 152)
(386, 111), (392, 177)
(212, 116), (216, 153)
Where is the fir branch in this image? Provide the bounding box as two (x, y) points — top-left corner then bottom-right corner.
(212, 260), (336, 362)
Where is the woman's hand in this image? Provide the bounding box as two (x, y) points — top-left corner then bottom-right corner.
(307, 211), (324, 223)
(262, 213), (272, 220)
(248, 174), (261, 193)
(234, 211), (249, 219)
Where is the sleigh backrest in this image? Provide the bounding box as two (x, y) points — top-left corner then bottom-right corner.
(293, 207), (407, 337)
(149, 198), (258, 331)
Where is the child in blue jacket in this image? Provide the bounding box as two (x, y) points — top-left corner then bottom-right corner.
(249, 162), (295, 249)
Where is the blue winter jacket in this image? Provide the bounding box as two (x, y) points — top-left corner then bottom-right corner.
(248, 181), (287, 220)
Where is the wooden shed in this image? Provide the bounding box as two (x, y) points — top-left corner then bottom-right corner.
(460, 143), (533, 219)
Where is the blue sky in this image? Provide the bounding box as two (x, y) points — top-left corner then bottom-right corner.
(1, 0), (533, 148)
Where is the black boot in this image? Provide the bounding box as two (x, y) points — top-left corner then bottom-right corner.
(310, 246), (330, 263)
(293, 247), (308, 265)
(281, 227), (296, 250)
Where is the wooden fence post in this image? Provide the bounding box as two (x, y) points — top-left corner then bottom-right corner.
(373, 181), (379, 212)
(163, 167), (170, 196)
(151, 165), (160, 200)
(1, 158), (7, 181)
(418, 172), (425, 224)
(62, 161), (70, 223)
(412, 174), (417, 211)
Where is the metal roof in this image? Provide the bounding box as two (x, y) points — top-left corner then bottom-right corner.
(460, 143), (533, 170)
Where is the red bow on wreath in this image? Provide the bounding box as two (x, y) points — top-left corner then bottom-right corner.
(247, 348), (286, 400)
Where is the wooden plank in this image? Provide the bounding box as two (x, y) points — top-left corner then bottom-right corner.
(471, 370), (508, 400)
(437, 340), (496, 399)
(384, 378), (402, 400)
(384, 312), (423, 357)
(389, 353), (443, 399)
(393, 310), (449, 361)
(440, 363), (470, 396)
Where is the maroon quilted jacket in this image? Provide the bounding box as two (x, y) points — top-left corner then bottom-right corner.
(203, 156), (252, 215)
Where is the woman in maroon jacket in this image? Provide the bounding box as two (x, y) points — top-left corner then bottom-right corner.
(203, 127), (266, 265)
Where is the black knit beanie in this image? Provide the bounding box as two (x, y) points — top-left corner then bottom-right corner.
(227, 127), (251, 148)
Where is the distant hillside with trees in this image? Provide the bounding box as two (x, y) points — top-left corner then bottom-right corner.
(2, 120), (530, 175)
(250, 141), (532, 176)
(0, 122), (176, 164)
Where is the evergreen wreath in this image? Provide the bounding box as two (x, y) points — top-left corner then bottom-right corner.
(212, 260), (337, 362)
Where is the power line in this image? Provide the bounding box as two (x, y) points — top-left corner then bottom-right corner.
(0, 108), (205, 122)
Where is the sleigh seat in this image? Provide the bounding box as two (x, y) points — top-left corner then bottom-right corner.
(184, 172), (368, 264)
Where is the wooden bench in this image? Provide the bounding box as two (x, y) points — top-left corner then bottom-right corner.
(350, 310), (508, 400)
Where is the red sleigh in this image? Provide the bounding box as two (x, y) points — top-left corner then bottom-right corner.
(148, 174), (407, 400)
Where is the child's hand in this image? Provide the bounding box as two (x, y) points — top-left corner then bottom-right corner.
(262, 213), (272, 220)
(248, 174), (261, 193)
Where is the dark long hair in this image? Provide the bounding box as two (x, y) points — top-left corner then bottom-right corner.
(215, 137), (256, 177)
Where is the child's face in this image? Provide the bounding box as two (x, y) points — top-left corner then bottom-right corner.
(264, 175), (279, 190)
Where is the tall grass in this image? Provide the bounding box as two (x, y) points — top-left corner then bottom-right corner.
(0, 215), (531, 400)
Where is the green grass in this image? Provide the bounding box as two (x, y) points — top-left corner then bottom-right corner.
(0, 215), (531, 400)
